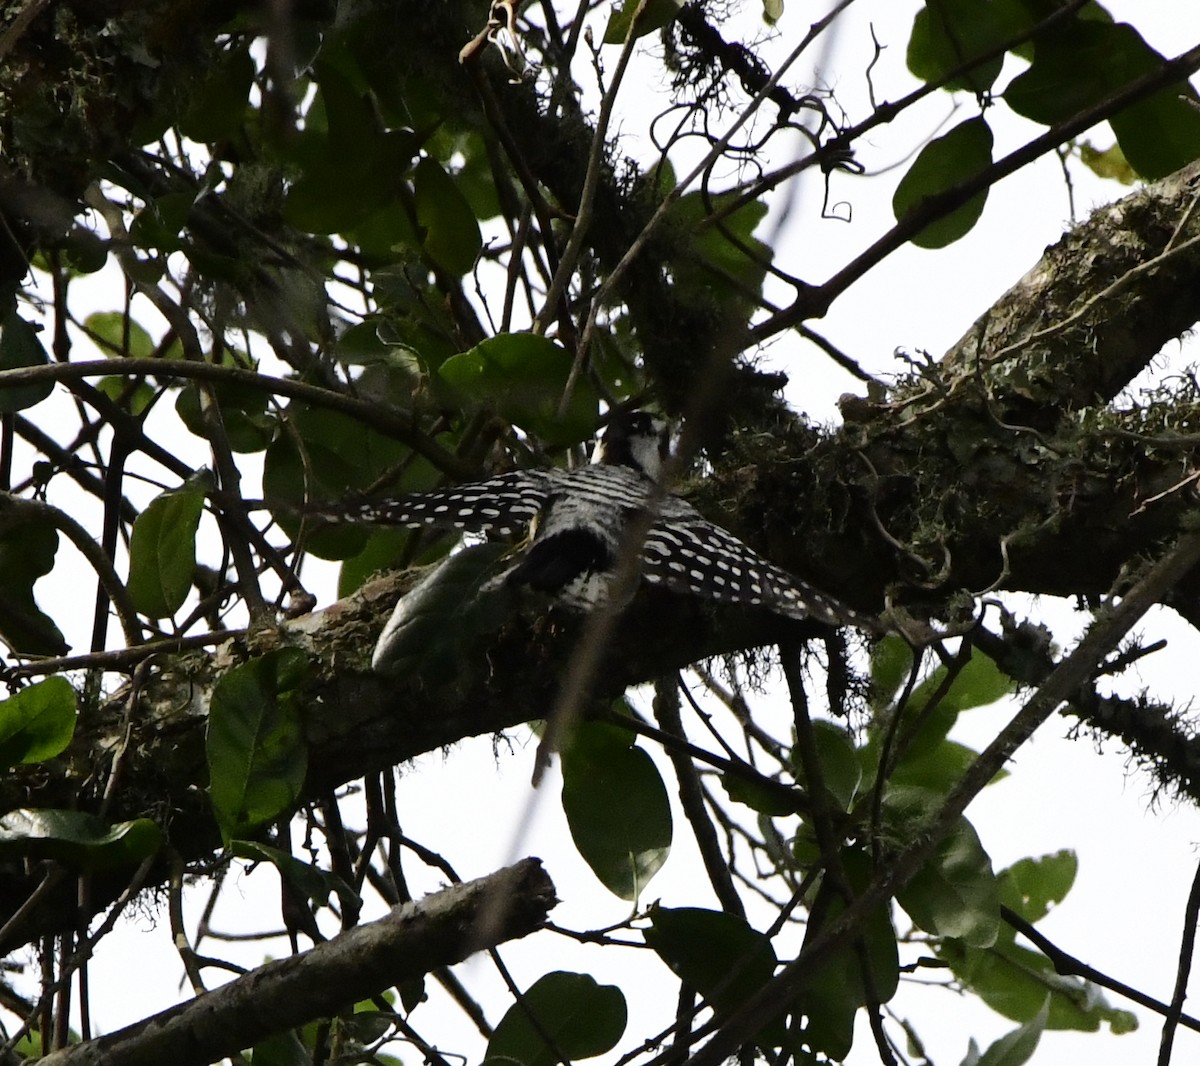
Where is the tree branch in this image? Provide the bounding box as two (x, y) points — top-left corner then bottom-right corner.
(37, 859), (557, 1066)
(678, 527), (1200, 1066)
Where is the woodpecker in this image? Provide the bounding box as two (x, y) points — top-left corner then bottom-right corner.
(325, 411), (875, 630)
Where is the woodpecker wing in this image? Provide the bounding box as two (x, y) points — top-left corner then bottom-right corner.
(640, 507), (869, 629)
(323, 470), (554, 538)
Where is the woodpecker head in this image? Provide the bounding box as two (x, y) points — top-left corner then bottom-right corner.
(592, 410), (671, 480)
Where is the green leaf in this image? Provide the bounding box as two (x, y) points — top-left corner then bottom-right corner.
(937, 866), (1136, 1038)
(0, 512), (66, 656)
(207, 648), (310, 841)
(179, 45), (254, 143)
(969, 997), (1049, 1066)
(439, 333), (599, 445)
(891, 796), (1000, 947)
(369, 542), (513, 682)
(793, 720), (861, 811)
(175, 381), (276, 453)
(128, 478), (209, 619)
(907, 0), (1030, 93)
(667, 191), (771, 313)
(720, 773), (799, 816)
(799, 848), (899, 1060)
(1005, 19), (1200, 178)
(869, 634), (914, 709)
(413, 157), (482, 276)
(233, 840), (360, 915)
(762, 0), (782, 24)
(603, 0), (683, 43)
(284, 128), (417, 236)
(336, 526), (415, 599)
(83, 311), (156, 358)
(446, 130), (503, 221)
(248, 1030), (311, 1066)
(890, 737), (1006, 794)
(97, 377), (156, 415)
(999, 850), (1077, 923)
(129, 192), (193, 253)
(862, 647), (1012, 798)
(936, 646), (1012, 711)
(0, 677), (77, 769)
(484, 972), (627, 1066)
(281, 65), (417, 236)
(1077, 140), (1137, 185)
(0, 312), (52, 412)
(561, 721), (672, 900)
(61, 226), (109, 275)
(1109, 82), (1200, 180)
(263, 404), (414, 560)
(940, 932), (1136, 1032)
(0, 809), (161, 871)
(645, 906), (780, 1036)
(892, 117), (994, 248)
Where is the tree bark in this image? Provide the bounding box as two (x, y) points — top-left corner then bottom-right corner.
(37, 859), (556, 1066)
(6, 163), (1200, 952)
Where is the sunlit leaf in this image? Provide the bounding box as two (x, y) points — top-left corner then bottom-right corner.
(83, 311), (156, 359)
(1077, 141), (1136, 185)
(0, 677), (76, 769)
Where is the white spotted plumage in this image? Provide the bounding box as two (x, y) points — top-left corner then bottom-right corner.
(322, 411), (873, 628)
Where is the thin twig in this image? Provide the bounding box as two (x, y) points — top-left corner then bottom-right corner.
(540, 0), (651, 345)
(676, 528), (1200, 1066)
(0, 358), (475, 480)
(997, 905), (1200, 1037)
(6, 627), (244, 678)
(1160, 860), (1200, 1062)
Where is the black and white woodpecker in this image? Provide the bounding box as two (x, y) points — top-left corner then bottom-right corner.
(323, 411), (877, 634)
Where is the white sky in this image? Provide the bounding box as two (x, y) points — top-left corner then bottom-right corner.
(10, 2), (1200, 1065)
